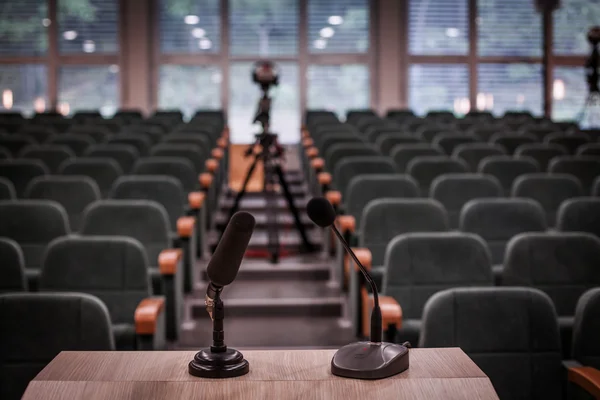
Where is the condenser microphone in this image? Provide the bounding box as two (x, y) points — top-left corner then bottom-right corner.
(204, 211), (255, 319)
(189, 211), (255, 379)
(307, 197), (409, 380)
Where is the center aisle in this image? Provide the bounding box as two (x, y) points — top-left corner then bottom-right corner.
(177, 145), (354, 349)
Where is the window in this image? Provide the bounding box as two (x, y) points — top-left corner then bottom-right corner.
(409, 64), (469, 115)
(229, 0), (298, 56)
(58, 0), (119, 54)
(159, 0), (220, 54)
(478, 63), (543, 116)
(553, 67), (587, 121)
(0, 0), (48, 56)
(0, 65), (47, 115)
(159, 65), (221, 119)
(477, 0), (542, 57)
(229, 62), (299, 144)
(58, 65), (119, 117)
(553, 0), (600, 56)
(409, 0), (468, 55)
(307, 64), (369, 119)
(308, 0), (369, 54)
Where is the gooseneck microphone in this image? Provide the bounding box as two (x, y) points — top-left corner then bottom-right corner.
(307, 197), (409, 380)
(189, 211), (255, 379)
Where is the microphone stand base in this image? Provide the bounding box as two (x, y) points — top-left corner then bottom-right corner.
(331, 341), (409, 380)
(189, 347), (249, 379)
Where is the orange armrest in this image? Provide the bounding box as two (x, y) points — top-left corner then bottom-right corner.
(301, 129), (310, 139)
(177, 216), (196, 238)
(337, 215), (356, 234)
(311, 157), (325, 170)
(367, 295), (403, 330)
(205, 158), (219, 173)
(568, 366), (600, 398)
(199, 173), (213, 189)
(135, 297), (165, 335)
(217, 137), (228, 149)
(302, 138), (314, 148)
(318, 172), (332, 186)
(306, 147), (318, 158)
(325, 190), (342, 206)
(158, 249), (182, 275)
(351, 247), (372, 272)
(211, 148), (224, 160)
(188, 191), (206, 209)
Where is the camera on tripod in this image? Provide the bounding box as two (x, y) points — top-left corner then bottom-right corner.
(252, 61), (280, 129)
(586, 26), (600, 95)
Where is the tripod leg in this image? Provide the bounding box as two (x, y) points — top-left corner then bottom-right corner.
(228, 155), (259, 221)
(274, 165), (315, 252)
(264, 164), (280, 263)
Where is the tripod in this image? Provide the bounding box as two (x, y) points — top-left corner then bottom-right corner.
(579, 41), (600, 128)
(225, 93), (315, 263)
(578, 92), (600, 129)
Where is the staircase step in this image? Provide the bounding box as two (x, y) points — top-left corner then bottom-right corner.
(200, 256), (331, 281)
(220, 197), (309, 211)
(189, 281), (343, 318)
(214, 211), (315, 229)
(223, 185), (307, 199)
(208, 229), (322, 251)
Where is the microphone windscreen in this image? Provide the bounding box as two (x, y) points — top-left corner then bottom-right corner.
(307, 197), (336, 228)
(206, 211), (255, 286)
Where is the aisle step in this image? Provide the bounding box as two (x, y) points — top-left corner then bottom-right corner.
(220, 197), (309, 211)
(200, 256), (330, 281)
(208, 229), (322, 251)
(214, 211), (315, 229)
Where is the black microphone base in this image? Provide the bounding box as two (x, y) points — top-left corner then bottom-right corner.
(331, 341), (409, 380)
(188, 347), (249, 379)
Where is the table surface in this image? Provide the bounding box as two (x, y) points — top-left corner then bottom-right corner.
(23, 348), (499, 400)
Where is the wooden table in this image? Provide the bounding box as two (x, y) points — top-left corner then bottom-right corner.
(23, 348), (499, 399)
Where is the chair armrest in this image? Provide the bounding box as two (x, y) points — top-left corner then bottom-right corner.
(222, 126), (230, 139)
(211, 148), (224, 160)
(364, 294), (403, 337)
(205, 159), (218, 173)
(325, 190), (342, 207)
(306, 147), (318, 159)
(568, 365), (600, 398)
(351, 247), (372, 272)
(311, 157), (325, 170)
(177, 216), (196, 238)
(158, 249), (182, 275)
(337, 215), (356, 234)
(217, 137), (228, 149)
(199, 173), (213, 190)
(135, 297), (165, 335)
(188, 191), (206, 210)
(318, 172), (332, 186)
(301, 129), (310, 139)
(302, 137), (314, 148)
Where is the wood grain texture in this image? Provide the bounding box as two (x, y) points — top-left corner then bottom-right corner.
(25, 349), (499, 400)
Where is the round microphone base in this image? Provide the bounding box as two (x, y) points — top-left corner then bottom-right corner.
(188, 347), (250, 379)
(331, 341), (409, 380)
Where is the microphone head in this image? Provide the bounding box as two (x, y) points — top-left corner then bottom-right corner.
(307, 197), (337, 228)
(206, 211), (255, 286)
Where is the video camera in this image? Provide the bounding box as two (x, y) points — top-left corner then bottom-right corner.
(252, 61), (279, 93)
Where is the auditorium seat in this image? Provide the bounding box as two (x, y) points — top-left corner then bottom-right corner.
(18, 126), (54, 143)
(84, 144), (139, 174)
(19, 145), (75, 174)
(432, 133), (477, 155)
(133, 157), (198, 193)
(545, 132), (590, 154)
(25, 176), (101, 231)
(0, 292), (115, 400)
(67, 125), (112, 143)
(383, 232), (493, 347)
(459, 198), (547, 277)
(502, 232), (600, 357)
(0, 238), (27, 293)
(557, 198), (600, 238)
(58, 158), (123, 198)
(375, 133), (421, 154)
(110, 175), (197, 293)
(468, 126), (507, 142)
(47, 134), (94, 156)
(519, 124), (558, 141)
(40, 236), (167, 351)
(515, 143), (568, 171)
(416, 126), (450, 142)
(0, 146), (9, 159)
(419, 287), (563, 400)
(407, 156), (469, 195)
(0, 136), (36, 156)
(451, 143), (506, 172)
(511, 174), (583, 227)
(125, 125), (163, 143)
(576, 143), (600, 157)
(150, 143), (207, 174)
(108, 133), (152, 156)
(549, 156), (600, 194)
(478, 156), (540, 195)
(490, 133), (537, 154)
(332, 156), (397, 199)
(594, 177), (600, 197)
(323, 143), (380, 172)
(572, 288), (600, 370)
(391, 144), (445, 173)
(366, 126), (403, 143)
(0, 200), (70, 291)
(0, 177), (15, 199)
(0, 160), (49, 197)
(316, 133), (364, 158)
(430, 174), (503, 228)
(80, 200), (183, 341)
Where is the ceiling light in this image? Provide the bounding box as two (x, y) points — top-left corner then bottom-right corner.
(328, 15), (343, 25)
(63, 30), (78, 41)
(192, 28), (206, 38)
(553, 79), (565, 100)
(3, 90), (13, 110)
(199, 38), (212, 50)
(184, 15), (199, 25)
(314, 39), (327, 49)
(83, 40), (95, 53)
(445, 28), (460, 38)
(320, 27), (335, 38)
